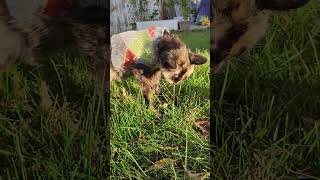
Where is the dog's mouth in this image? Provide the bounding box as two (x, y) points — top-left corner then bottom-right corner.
(162, 76), (182, 85)
(169, 80), (181, 85)
(167, 75), (189, 85)
(161, 67), (193, 85)
(162, 77), (178, 85)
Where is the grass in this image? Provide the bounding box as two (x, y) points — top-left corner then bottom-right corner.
(110, 29), (210, 178)
(0, 54), (108, 178)
(212, 1), (320, 179)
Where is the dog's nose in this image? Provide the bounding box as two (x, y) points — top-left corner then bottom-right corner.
(172, 76), (181, 83)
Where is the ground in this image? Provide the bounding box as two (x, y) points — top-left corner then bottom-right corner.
(213, 1), (320, 179)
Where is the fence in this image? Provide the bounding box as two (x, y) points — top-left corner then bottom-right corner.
(110, 0), (160, 35)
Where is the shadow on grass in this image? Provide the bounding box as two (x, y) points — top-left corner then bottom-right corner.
(0, 50), (107, 178)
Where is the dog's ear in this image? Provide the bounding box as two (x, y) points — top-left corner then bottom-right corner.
(163, 29), (170, 36)
(189, 52), (207, 65)
(256, 0), (310, 10)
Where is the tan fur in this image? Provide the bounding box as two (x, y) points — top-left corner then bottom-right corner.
(159, 45), (194, 84)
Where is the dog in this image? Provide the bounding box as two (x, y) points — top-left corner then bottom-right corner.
(212, 0), (310, 74)
(0, 0), (108, 84)
(110, 27), (208, 104)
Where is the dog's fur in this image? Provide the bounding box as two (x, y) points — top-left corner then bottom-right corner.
(0, 0), (108, 83)
(212, 0), (310, 74)
(111, 29), (207, 104)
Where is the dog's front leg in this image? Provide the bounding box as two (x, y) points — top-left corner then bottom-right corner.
(129, 62), (161, 105)
(142, 82), (151, 105)
(130, 68), (152, 105)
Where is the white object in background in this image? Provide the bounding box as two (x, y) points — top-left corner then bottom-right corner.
(136, 19), (179, 30)
(174, 3), (182, 17)
(174, 16), (184, 22)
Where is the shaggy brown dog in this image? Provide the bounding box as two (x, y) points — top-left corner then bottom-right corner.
(0, 0), (108, 83)
(110, 28), (207, 104)
(212, 0), (310, 74)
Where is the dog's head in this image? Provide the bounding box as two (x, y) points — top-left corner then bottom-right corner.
(212, 0), (310, 74)
(154, 30), (207, 84)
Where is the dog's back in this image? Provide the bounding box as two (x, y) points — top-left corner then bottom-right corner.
(110, 27), (169, 80)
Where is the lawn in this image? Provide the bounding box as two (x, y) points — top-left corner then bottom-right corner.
(110, 29), (210, 178)
(212, 1), (320, 179)
(0, 53), (108, 178)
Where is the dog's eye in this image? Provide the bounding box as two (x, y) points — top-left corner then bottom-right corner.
(163, 61), (173, 69)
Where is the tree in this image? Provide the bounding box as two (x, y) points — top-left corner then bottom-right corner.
(160, 0), (176, 19)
